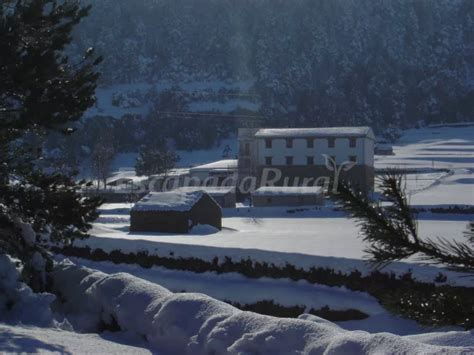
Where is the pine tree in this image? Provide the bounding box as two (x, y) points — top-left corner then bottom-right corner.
(135, 142), (179, 178)
(334, 170), (474, 274)
(0, 0), (102, 291)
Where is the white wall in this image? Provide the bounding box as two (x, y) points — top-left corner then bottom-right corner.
(256, 137), (373, 166)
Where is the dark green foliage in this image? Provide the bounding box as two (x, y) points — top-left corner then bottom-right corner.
(0, 0), (102, 290)
(56, 245), (474, 328)
(227, 300), (368, 321)
(334, 171), (474, 273)
(135, 141), (179, 177)
(383, 286), (473, 329)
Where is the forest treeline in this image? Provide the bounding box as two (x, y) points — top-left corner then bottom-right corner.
(71, 0), (474, 130)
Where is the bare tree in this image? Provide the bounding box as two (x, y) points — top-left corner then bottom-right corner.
(91, 137), (115, 190)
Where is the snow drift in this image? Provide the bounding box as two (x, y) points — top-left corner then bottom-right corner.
(0, 254), (55, 326)
(51, 260), (473, 354)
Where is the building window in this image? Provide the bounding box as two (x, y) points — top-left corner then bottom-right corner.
(265, 156), (273, 165)
(265, 139), (272, 149)
(328, 138), (336, 148)
(286, 138), (293, 148)
(349, 155), (357, 163)
(307, 138), (314, 148)
(307, 156), (314, 165)
(349, 137), (357, 148)
(286, 156), (293, 166)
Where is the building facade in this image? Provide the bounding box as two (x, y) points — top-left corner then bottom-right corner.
(238, 127), (375, 192)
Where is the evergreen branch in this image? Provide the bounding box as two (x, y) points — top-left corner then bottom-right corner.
(334, 171), (474, 274)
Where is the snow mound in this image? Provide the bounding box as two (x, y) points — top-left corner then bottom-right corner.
(51, 261), (474, 354)
(0, 255), (55, 327)
(190, 224), (220, 235)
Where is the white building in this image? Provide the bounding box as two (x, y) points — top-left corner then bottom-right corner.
(188, 159), (238, 185)
(238, 127), (375, 192)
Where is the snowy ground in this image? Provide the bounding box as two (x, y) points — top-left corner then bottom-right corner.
(45, 263), (474, 353)
(74, 124), (474, 285)
(78, 204), (472, 287)
(0, 324), (154, 354)
(64, 256), (458, 337)
(375, 124), (474, 207)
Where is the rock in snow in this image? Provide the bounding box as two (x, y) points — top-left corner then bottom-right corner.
(50, 260), (474, 354)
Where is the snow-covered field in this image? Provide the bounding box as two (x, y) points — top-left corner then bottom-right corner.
(72, 125), (474, 287)
(375, 125), (474, 207)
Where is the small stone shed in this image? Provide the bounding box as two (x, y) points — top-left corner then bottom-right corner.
(130, 190), (222, 233)
(252, 186), (324, 207)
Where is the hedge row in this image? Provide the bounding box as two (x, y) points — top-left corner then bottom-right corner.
(54, 245), (474, 329)
(227, 300), (368, 321)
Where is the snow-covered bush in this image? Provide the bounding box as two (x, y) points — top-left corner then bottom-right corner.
(0, 254), (55, 326)
(51, 261), (474, 354)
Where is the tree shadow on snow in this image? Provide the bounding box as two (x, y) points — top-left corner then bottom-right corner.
(0, 329), (71, 354)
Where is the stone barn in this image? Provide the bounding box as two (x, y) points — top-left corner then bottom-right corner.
(130, 190), (222, 233)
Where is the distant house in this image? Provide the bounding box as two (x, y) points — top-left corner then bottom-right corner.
(238, 127), (375, 192)
(375, 140), (394, 156)
(189, 159), (238, 185)
(252, 186), (324, 207)
(130, 190), (222, 233)
(107, 177), (133, 187)
(176, 186), (236, 208)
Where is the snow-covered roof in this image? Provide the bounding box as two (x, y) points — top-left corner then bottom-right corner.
(190, 159), (238, 172)
(176, 186), (235, 196)
(253, 186), (323, 196)
(255, 127), (374, 139)
(132, 190), (204, 212)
